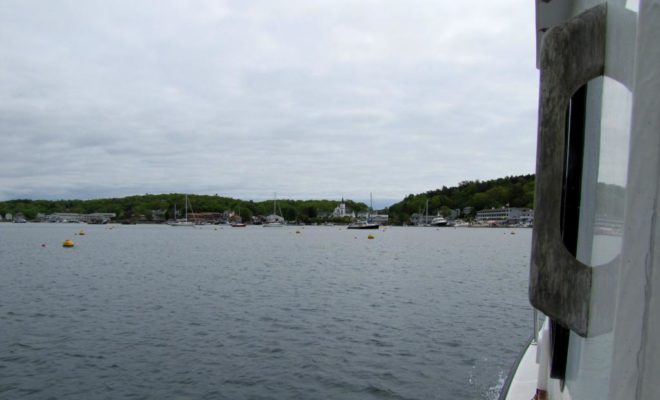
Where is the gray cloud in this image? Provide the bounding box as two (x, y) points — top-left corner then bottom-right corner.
(0, 0), (538, 204)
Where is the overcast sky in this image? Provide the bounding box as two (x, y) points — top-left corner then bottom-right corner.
(1, 0), (538, 207)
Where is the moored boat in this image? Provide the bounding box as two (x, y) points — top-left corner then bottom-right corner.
(347, 221), (379, 230)
(430, 216), (448, 226)
(169, 195), (195, 227)
(347, 193), (379, 230)
(263, 193), (286, 227)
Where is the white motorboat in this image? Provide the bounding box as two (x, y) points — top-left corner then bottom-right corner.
(430, 216), (448, 226)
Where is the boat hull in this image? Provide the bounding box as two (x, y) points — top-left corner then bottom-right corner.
(347, 224), (379, 229)
(169, 222), (195, 227)
(499, 339), (539, 400)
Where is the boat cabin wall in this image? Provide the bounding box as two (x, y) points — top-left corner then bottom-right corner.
(531, 1), (660, 399)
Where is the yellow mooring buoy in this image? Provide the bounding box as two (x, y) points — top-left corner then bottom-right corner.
(368, 234), (375, 239)
(62, 239), (75, 248)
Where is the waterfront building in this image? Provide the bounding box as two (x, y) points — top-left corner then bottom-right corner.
(410, 213), (432, 225)
(370, 214), (389, 224)
(44, 212), (116, 223)
(356, 211), (388, 224)
(331, 198), (354, 218)
(520, 208), (534, 225)
(188, 212), (223, 223)
(151, 209), (167, 222)
(13, 213), (27, 223)
(475, 207), (533, 225)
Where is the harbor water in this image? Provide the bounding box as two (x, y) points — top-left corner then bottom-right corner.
(0, 224), (532, 399)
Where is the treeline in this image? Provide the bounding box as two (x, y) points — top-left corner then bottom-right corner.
(387, 174), (535, 225)
(1, 174), (535, 224)
(0, 194), (368, 224)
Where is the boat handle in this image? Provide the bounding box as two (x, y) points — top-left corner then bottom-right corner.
(529, 4), (607, 337)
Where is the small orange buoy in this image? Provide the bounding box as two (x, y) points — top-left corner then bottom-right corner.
(63, 239), (75, 248)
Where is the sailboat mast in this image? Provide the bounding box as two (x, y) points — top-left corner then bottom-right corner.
(369, 192), (373, 222)
(185, 194), (188, 222)
(273, 192), (277, 215)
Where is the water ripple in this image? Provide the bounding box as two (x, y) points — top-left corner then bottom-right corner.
(0, 224), (532, 399)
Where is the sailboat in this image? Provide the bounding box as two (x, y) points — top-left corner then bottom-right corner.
(418, 199), (430, 227)
(231, 207), (247, 227)
(168, 194), (195, 227)
(347, 193), (379, 229)
(262, 193), (285, 227)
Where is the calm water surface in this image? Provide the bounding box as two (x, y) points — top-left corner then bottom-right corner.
(0, 224), (532, 399)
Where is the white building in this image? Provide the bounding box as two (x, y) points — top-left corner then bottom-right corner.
(475, 207), (533, 224)
(331, 198), (354, 218)
(45, 212), (116, 223)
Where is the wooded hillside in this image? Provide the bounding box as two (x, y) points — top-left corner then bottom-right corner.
(386, 174), (534, 224)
